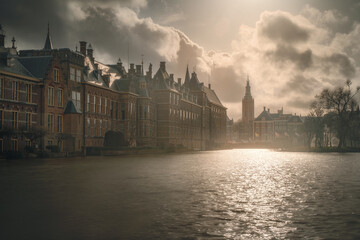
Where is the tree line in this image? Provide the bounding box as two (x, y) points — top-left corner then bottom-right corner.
(302, 80), (360, 149)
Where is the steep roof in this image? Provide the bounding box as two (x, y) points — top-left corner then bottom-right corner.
(288, 115), (303, 123)
(17, 56), (52, 79)
(64, 100), (82, 114)
(255, 108), (273, 121)
(203, 86), (224, 107)
(43, 24), (53, 50)
(0, 53), (37, 79)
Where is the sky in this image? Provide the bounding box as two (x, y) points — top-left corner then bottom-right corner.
(1, 0), (360, 120)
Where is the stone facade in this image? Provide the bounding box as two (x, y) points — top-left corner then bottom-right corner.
(0, 25), (227, 155)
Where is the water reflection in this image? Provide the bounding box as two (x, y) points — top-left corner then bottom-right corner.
(0, 150), (360, 239)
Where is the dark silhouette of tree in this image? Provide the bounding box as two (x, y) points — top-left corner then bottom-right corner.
(313, 80), (359, 148)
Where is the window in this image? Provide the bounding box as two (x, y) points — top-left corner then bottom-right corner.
(87, 118), (90, 136)
(54, 69), (59, 83)
(70, 67), (75, 81)
(105, 120), (108, 132)
(0, 110), (3, 130)
(99, 97), (102, 114)
(12, 81), (19, 101)
(99, 120), (102, 137)
(93, 96), (96, 112)
(94, 119), (97, 136)
(25, 84), (32, 103)
(48, 87), (54, 106)
(25, 113), (32, 130)
(11, 139), (18, 151)
(76, 69), (81, 82)
(144, 106), (147, 119)
(58, 89), (63, 107)
(72, 91), (81, 110)
(57, 115), (63, 133)
(110, 101), (114, 118)
(0, 79), (3, 99)
(87, 94), (90, 112)
(48, 114), (54, 132)
(12, 112), (18, 129)
(105, 98), (108, 114)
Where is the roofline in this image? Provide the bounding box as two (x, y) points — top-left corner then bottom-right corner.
(0, 69), (39, 82)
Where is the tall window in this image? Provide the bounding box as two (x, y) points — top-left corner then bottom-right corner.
(0, 78), (4, 99)
(144, 106), (147, 119)
(93, 96), (96, 112)
(12, 112), (18, 129)
(87, 94), (90, 112)
(25, 113), (32, 130)
(105, 120), (108, 132)
(11, 139), (18, 151)
(110, 101), (114, 118)
(99, 97), (102, 114)
(87, 118), (90, 136)
(48, 87), (54, 106)
(12, 81), (19, 101)
(99, 120), (103, 137)
(25, 84), (32, 103)
(57, 89), (63, 107)
(76, 69), (81, 82)
(54, 69), (59, 83)
(72, 91), (81, 110)
(57, 115), (63, 133)
(94, 119), (97, 137)
(48, 114), (54, 132)
(70, 67), (75, 81)
(105, 98), (108, 114)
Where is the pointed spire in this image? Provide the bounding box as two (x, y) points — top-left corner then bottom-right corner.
(43, 22), (53, 50)
(11, 36), (16, 49)
(184, 64), (190, 85)
(245, 75), (252, 98)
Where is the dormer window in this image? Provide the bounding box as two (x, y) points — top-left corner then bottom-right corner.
(140, 82), (146, 89)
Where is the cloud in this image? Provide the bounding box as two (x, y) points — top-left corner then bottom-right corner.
(1, 1), (360, 120)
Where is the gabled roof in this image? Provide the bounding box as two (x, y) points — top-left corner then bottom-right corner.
(153, 66), (171, 90)
(0, 53), (37, 79)
(255, 108), (273, 121)
(64, 100), (81, 114)
(17, 56), (52, 79)
(288, 115), (303, 123)
(203, 86), (224, 107)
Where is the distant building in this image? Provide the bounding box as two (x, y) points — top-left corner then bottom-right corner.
(254, 107), (303, 144)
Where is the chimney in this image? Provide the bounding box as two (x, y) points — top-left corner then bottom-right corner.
(117, 58), (122, 70)
(129, 63), (135, 74)
(170, 74), (174, 81)
(208, 83), (211, 89)
(177, 78), (182, 86)
(94, 63), (98, 70)
(263, 106), (266, 111)
(136, 65), (141, 75)
(103, 74), (111, 87)
(160, 61), (166, 71)
(87, 43), (94, 62)
(0, 24), (5, 48)
(268, 108), (270, 113)
(79, 41), (87, 55)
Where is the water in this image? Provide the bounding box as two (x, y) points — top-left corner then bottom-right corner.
(1, 149), (360, 239)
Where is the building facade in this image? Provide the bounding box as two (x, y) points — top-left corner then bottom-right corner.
(0, 24), (227, 155)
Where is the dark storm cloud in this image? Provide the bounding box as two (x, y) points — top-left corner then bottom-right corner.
(258, 11), (311, 44)
(322, 53), (356, 78)
(279, 75), (319, 96)
(265, 45), (313, 70)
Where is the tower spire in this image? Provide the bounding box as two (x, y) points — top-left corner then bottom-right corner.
(43, 22), (53, 50)
(184, 64), (190, 85)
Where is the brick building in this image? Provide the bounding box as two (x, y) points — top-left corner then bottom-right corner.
(0, 24), (227, 155)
